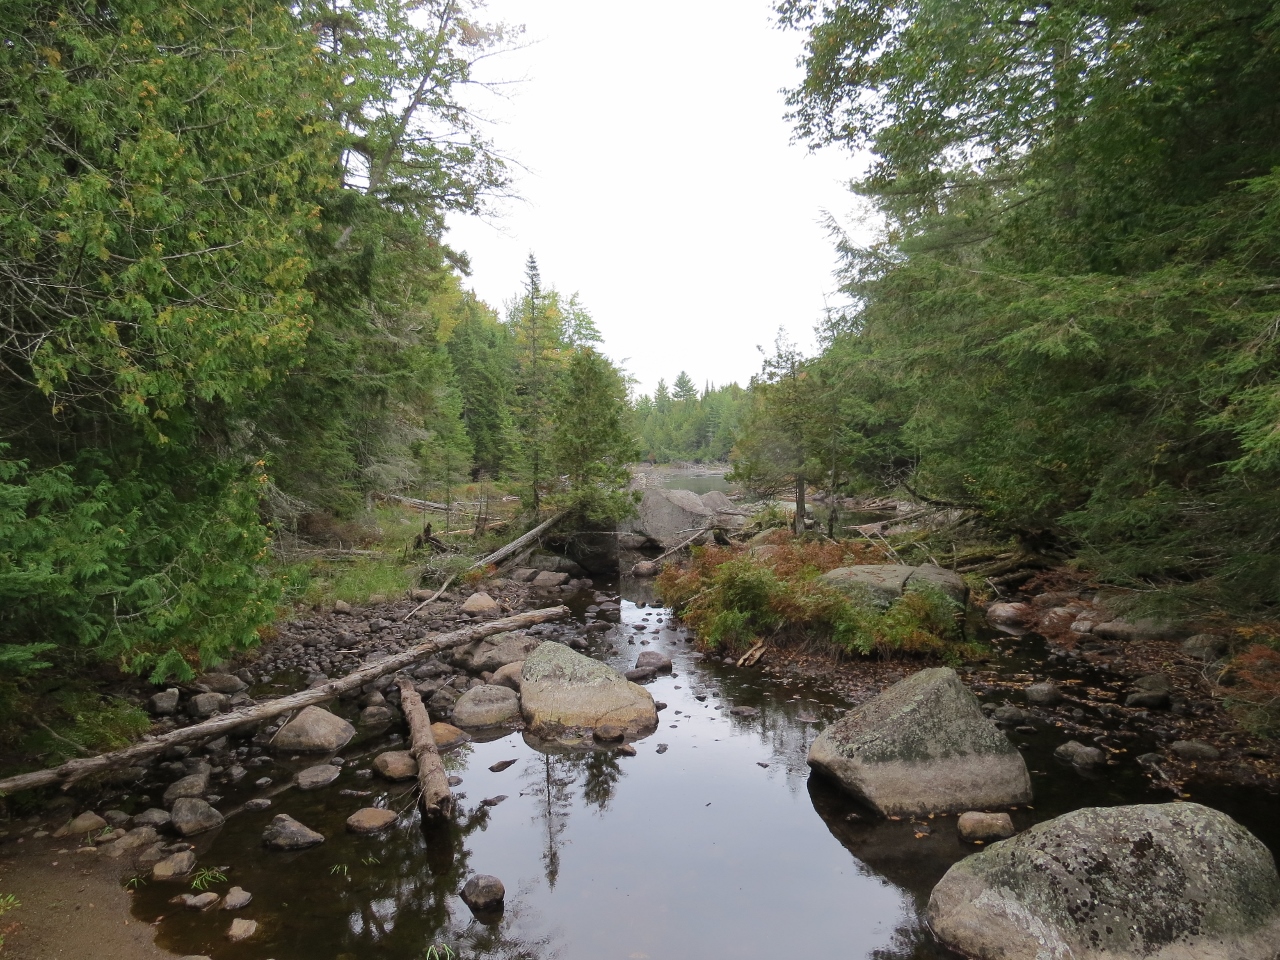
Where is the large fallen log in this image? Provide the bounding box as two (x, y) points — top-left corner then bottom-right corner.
(396, 678), (452, 819)
(475, 509), (568, 571)
(0, 605), (569, 797)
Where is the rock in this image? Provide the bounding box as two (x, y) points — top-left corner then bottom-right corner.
(430, 722), (470, 750)
(992, 705), (1026, 724)
(359, 704), (394, 725)
(594, 723), (625, 742)
(187, 692), (229, 718)
(623, 488), (717, 548)
(170, 798), (224, 836)
(226, 918), (258, 942)
(1182, 633), (1230, 661)
(957, 811), (1016, 842)
(700, 489), (744, 515)
(460, 592), (501, 617)
(520, 641), (658, 739)
(262, 813), (324, 850)
(273, 705), (355, 752)
(59, 811), (108, 836)
(132, 808), (171, 829)
(186, 891), (219, 910)
(149, 689), (181, 715)
(452, 684), (520, 727)
(164, 770), (210, 805)
(296, 764), (341, 790)
(509, 568), (538, 583)
(1171, 740), (1221, 762)
(489, 759), (516, 772)
(635, 650), (673, 672)
(221, 887), (252, 910)
(1025, 682), (1063, 707)
(460, 874), (505, 916)
(531, 570), (570, 588)
(197, 673), (247, 695)
(451, 632), (541, 673)
(243, 798), (272, 811)
(1124, 673), (1173, 708)
(1093, 617), (1185, 642)
(927, 802), (1280, 960)
(151, 849), (196, 881)
(625, 667), (657, 682)
(334, 600), (352, 614)
(102, 825), (159, 858)
(372, 751), (418, 781)
(806, 667), (1031, 817)
(985, 602), (1031, 625)
(631, 560), (659, 578)
(820, 564), (967, 606)
(490, 660), (524, 692)
(729, 705), (760, 718)
(346, 808), (398, 834)
(1054, 740), (1106, 769)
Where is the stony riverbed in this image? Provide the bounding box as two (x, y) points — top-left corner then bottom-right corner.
(2, 572), (1277, 960)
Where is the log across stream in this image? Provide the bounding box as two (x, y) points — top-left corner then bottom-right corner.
(94, 582), (1280, 960)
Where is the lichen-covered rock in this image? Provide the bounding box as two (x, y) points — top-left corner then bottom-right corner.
(820, 564), (967, 606)
(927, 803), (1280, 960)
(450, 631), (540, 673)
(807, 667), (1030, 816)
(452, 684), (520, 727)
(520, 642), (657, 739)
(272, 705), (355, 753)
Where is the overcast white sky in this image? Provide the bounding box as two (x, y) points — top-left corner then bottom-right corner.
(445, 0), (873, 397)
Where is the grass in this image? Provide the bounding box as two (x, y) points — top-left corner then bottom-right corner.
(657, 536), (985, 662)
(190, 868), (226, 891)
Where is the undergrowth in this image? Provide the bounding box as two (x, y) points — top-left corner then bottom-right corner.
(657, 538), (982, 661)
(1225, 626), (1280, 738)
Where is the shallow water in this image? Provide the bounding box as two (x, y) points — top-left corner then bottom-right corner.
(131, 591), (1277, 960)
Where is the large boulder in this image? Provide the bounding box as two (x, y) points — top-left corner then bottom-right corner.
(807, 667), (1030, 816)
(820, 564), (967, 606)
(623, 488), (716, 548)
(452, 684), (520, 727)
(520, 642), (658, 739)
(272, 705), (355, 753)
(450, 632), (541, 673)
(928, 803), (1280, 960)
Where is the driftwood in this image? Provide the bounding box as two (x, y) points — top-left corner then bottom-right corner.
(396, 678), (452, 819)
(0, 606), (569, 797)
(477, 509), (568, 571)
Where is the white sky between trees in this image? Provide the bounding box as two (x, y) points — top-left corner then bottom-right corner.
(446, 0), (874, 397)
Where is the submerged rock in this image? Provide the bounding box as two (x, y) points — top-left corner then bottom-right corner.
(957, 811), (1015, 842)
(520, 642), (657, 739)
(927, 803), (1280, 960)
(272, 705), (355, 753)
(806, 667), (1031, 816)
(347, 808), (398, 834)
(452, 684), (520, 727)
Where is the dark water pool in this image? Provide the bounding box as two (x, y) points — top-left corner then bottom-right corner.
(131, 590), (1277, 960)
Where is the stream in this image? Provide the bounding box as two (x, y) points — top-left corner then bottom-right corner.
(128, 575), (1279, 960)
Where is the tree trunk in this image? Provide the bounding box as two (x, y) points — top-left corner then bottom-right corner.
(794, 474), (806, 536)
(0, 605), (569, 797)
(396, 678), (452, 819)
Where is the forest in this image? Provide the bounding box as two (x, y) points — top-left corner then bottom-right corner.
(0, 0), (634, 710)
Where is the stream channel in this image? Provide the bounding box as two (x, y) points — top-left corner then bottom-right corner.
(132, 573), (1280, 960)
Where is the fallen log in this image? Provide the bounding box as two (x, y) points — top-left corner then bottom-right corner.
(0, 605), (569, 797)
(396, 678), (452, 819)
(653, 524), (714, 564)
(476, 509), (568, 571)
